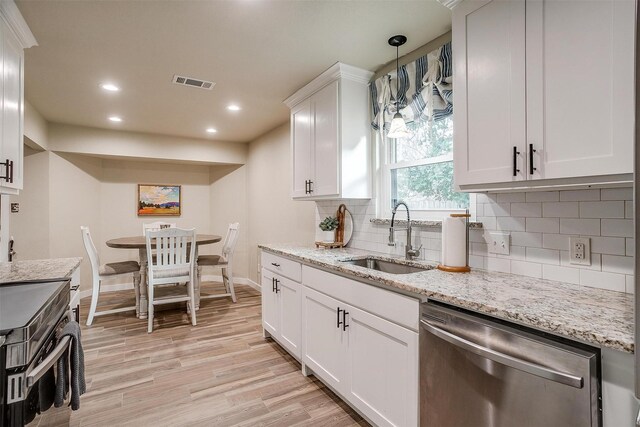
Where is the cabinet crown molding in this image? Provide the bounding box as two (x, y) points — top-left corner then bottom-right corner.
(0, 0), (37, 49)
(283, 62), (373, 109)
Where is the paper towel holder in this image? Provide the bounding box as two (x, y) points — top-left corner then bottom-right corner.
(437, 211), (471, 273)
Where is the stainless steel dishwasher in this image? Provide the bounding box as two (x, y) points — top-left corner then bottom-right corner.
(420, 302), (601, 427)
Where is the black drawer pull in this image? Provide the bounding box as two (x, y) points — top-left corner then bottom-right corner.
(274, 279), (280, 293)
(342, 311), (349, 331)
(513, 147), (520, 177)
(337, 307), (343, 328)
(271, 262), (280, 268)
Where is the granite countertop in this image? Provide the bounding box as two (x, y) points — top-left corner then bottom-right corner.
(0, 257), (83, 284)
(370, 218), (483, 229)
(259, 244), (634, 353)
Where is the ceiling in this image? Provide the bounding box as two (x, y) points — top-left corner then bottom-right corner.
(16, 1), (452, 143)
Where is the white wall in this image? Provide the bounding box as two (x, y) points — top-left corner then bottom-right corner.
(247, 124), (315, 283)
(100, 159), (213, 267)
(11, 147), (50, 260)
(48, 152), (102, 289)
(209, 165), (249, 278)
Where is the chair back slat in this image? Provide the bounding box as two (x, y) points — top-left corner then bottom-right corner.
(221, 223), (240, 261)
(80, 226), (100, 274)
(146, 228), (196, 278)
(142, 221), (176, 237)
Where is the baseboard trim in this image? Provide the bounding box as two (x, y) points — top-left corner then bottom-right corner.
(79, 275), (259, 299)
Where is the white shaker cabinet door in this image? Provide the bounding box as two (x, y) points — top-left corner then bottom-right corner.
(261, 269), (279, 337)
(1, 23), (23, 190)
(453, 0), (526, 186)
(526, 0), (635, 180)
(311, 80), (339, 197)
(344, 304), (419, 427)
(291, 99), (313, 198)
(277, 275), (301, 359)
(301, 286), (346, 392)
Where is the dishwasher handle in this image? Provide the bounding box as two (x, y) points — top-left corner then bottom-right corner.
(420, 319), (584, 389)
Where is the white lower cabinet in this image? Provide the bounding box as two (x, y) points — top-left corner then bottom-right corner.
(261, 268), (302, 359)
(301, 285), (419, 427)
(345, 304), (418, 427)
(301, 286), (346, 391)
(261, 252), (420, 427)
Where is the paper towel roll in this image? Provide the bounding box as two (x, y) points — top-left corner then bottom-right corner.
(441, 217), (467, 268)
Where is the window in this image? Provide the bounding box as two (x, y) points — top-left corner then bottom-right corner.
(380, 116), (469, 218)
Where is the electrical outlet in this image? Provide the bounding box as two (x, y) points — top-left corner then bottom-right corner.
(487, 231), (510, 255)
(570, 237), (591, 266)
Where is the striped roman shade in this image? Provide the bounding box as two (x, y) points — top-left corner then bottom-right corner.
(370, 41), (452, 131)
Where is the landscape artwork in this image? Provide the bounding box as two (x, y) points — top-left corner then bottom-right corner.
(138, 184), (181, 216)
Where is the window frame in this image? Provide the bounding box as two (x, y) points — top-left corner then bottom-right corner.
(375, 118), (475, 220)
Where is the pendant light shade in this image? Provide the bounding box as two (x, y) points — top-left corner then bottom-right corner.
(387, 34), (410, 139)
(388, 112), (411, 139)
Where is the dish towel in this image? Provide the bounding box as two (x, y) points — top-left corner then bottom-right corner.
(54, 321), (86, 410)
(38, 366), (56, 412)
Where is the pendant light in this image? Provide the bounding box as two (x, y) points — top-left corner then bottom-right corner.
(387, 34), (411, 139)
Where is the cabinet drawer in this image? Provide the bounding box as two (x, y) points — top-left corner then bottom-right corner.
(302, 265), (419, 331)
(261, 251), (302, 282)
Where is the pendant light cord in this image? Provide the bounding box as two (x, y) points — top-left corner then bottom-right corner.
(396, 44), (399, 112)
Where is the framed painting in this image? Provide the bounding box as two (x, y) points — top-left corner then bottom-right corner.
(137, 184), (181, 216)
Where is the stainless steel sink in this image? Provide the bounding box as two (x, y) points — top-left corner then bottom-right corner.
(340, 257), (432, 274)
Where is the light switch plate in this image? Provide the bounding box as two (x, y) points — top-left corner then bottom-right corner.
(569, 236), (591, 266)
(487, 231), (510, 255)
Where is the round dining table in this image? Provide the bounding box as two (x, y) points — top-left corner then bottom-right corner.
(106, 234), (222, 319)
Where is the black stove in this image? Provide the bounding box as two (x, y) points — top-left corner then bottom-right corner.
(0, 279), (70, 426)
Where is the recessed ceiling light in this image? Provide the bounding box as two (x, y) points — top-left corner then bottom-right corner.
(100, 83), (120, 92)
(108, 116), (123, 122)
(206, 128), (217, 134)
(226, 104), (241, 111)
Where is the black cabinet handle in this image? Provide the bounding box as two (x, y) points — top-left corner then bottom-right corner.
(308, 180), (313, 193)
(342, 311), (349, 331)
(304, 180), (308, 194)
(512, 147), (520, 177)
(271, 262), (280, 268)
(0, 159), (13, 183)
(529, 144), (537, 175)
(337, 307), (343, 328)
(272, 277), (275, 292)
(274, 278), (280, 293)
(70, 284), (80, 291)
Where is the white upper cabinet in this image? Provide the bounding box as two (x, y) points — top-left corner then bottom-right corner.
(453, 0), (526, 187)
(526, 0), (635, 181)
(0, 1), (37, 194)
(285, 63), (373, 200)
(453, 0), (635, 191)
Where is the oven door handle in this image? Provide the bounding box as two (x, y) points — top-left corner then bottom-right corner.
(420, 319), (584, 389)
(25, 335), (71, 388)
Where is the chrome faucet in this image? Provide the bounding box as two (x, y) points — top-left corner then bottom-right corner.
(388, 201), (422, 260)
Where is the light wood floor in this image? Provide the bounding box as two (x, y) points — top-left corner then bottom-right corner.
(31, 282), (368, 427)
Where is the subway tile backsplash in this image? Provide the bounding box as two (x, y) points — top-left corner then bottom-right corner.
(316, 187), (634, 294)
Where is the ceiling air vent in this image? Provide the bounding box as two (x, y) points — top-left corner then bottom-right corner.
(172, 75), (215, 90)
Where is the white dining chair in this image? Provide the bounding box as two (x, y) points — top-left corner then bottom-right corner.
(145, 227), (197, 333)
(142, 221), (176, 236)
(81, 226), (141, 326)
(197, 223), (240, 303)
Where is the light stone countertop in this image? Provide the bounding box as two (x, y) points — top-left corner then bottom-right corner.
(370, 218), (484, 229)
(259, 244), (634, 353)
(0, 257), (83, 284)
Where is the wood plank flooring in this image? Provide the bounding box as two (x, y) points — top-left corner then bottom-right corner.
(31, 282), (368, 427)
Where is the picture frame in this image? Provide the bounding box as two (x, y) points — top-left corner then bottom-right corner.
(137, 184), (181, 216)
